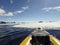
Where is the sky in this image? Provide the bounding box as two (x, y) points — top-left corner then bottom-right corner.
(0, 0), (60, 22)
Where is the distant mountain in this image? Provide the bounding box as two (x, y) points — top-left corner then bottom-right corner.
(0, 21), (6, 24)
(39, 21), (43, 23)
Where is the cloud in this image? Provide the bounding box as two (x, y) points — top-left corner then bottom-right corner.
(0, 8), (6, 16)
(42, 6), (60, 12)
(22, 6), (29, 10)
(0, 8), (5, 14)
(15, 6), (29, 14)
(5, 12), (13, 16)
(0, 8), (13, 16)
(15, 10), (24, 14)
(10, 0), (13, 4)
(0, 6), (29, 16)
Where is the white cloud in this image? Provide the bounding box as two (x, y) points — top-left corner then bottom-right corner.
(15, 6), (29, 14)
(42, 6), (60, 12)
(0, 6), (29, 16)
(10, 0), (13, 4)
(5, 12), (13, 16)
(22, 6), (29, 10)
(0, 8), (5, 14)
(0, 8), (13, 16)
(15, 10), (24, 14)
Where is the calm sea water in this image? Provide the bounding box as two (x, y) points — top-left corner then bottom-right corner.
(46, 30), (60, 40)
(0, 25), (33, 45)
(0, 25), (60, 45)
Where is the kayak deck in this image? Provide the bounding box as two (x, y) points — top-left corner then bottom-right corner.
(20, 29), (60, 45)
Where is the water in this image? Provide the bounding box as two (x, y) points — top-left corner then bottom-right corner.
(0, 25), (34, 45)
(1, 25), (60, 45)
(46, 30), (60, 40)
